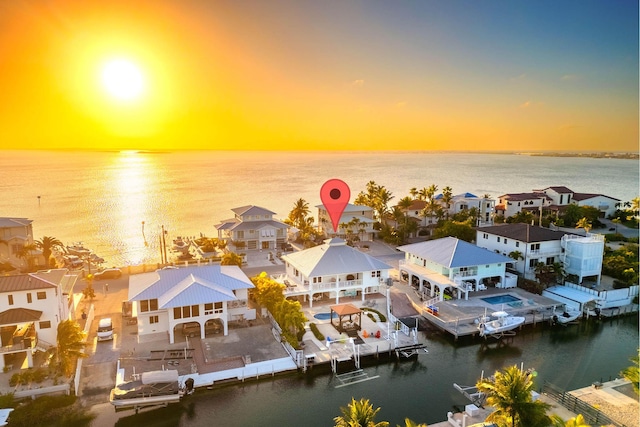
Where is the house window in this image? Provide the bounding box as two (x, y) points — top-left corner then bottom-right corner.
(483, 233), (488, 239)
(39, 321), (51, 329)
(371, 271), (381, 278)
(529, 259), (538, 268)
(173, 307), (182, 319)
(205, 303), (213, 315)
(531, 243), (540, 251)
(313, 277), (323, 283)
(214, 302), (223, 313)
(237, 231), (244, 239)
(504, 239), (508, 244)
(516, 242), (520, 248)
(150, 315), (159, 324)
(7, 295), (13, 305)
(497, 237), (501, 242)
(37, 291), (46, 300)
(140, 299), (158, 312)
(546, 257), (555, 265)
(27, 293), (32, 303)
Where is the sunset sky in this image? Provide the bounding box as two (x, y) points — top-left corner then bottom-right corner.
(0, 0), (637, 152)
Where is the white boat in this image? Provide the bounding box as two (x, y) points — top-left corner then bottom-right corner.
(0, 408), (13, 426)
(551, 307), (582, 325)
(66, 242), (91, 257)
(62, 254), (84, 269)
(172, 237), (189, 251)
(109, 370), (194, 412)
(478, 311), (525, 337)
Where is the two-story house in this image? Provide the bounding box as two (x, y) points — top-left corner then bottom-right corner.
(0, 217), (44, 271)
(398, 237), (515, 301)
(0, 268), (76, 370)
(128, 265), (256, 344)
(475, 223), (604, 285)
(278, 238), (391, 307)
(215, 205), (289, 250)
(317, 203), (375, 241)
(495, 193), (549, 219)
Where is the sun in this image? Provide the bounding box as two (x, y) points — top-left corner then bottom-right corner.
(100, 58), (146, 102)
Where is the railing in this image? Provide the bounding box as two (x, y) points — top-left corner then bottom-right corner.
(542, 382), (625, 427)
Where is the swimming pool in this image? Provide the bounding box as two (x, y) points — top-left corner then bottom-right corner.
(313, 312), (338, 320)
(480, 294), (521, 305)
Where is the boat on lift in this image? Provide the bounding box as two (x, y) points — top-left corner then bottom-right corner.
(109, 369), (194, 413)
(477, 311), (525, 338)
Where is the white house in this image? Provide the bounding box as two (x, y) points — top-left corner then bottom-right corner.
(128, 265), (256, 344)
(438, 193), (496, 225)
(277, 238), (391, 307)
(398, 237), (515, 301)
(0, 268), (77, 370)
(475, 223), (604, 284)
(0, 217), (44, 271)
(495, 193), (549, 219)
(317, 203), (375, 241)
(215, 205), (289, 250)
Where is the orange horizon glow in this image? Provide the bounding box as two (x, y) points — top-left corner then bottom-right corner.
(0, 1), (637, 153)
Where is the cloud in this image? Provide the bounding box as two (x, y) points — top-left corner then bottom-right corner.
(519, 101), (531, 108)
(352, 79), (364, 87)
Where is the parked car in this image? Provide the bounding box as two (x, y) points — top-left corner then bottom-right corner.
(97, 318), (114, 341)
(94, 268), (122, 280)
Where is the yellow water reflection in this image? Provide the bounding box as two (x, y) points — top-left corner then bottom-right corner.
(112, 151), (156, 265)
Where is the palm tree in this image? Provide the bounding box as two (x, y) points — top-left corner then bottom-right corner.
(397, 419), (428, 427)
(35, 236), (63, 268)
(409, 187), (418, 199)
(620, 349), (639, 395)
(221, 252), (243, 266)
(16, 243), (37, 271)
(550, 414), (590, 427)
(288, 198), (311, 231)
(82, 274), (96, 301)
(575, 217), (592, 234)
(51, 319), (89, 377)
(334, 397), (389, 427)
(611, 217), (622, 234)
(476, 365), (550, 427)
(441, 186), (453, 219)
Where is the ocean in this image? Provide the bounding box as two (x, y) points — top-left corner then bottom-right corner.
(0, 150), (637, 267)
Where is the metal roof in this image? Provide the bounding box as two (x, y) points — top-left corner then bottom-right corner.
(398, 237), (511, 268)
(0, 308), (43, 325)
(128, 265), (254, 308)
(0, 217), (32, 228)
(0, 273), (58, 292)
(476, 223), (572, 242)
(231, 205), (276, 216)
(282, 238), (391, 277)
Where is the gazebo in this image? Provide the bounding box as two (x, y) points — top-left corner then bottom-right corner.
(330, 303), (362, 333)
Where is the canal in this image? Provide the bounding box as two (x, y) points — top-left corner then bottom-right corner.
(97, 313), (638, 427)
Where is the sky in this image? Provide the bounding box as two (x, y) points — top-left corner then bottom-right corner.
(0, 0), (637, 152)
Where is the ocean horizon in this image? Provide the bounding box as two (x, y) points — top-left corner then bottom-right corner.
(1, 149), (637, 267)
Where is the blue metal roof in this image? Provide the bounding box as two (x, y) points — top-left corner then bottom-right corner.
(398, 237), (511, 268)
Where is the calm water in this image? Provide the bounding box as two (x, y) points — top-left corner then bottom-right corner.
(0, 150), (638, 267)
(99, 315), (639, 427)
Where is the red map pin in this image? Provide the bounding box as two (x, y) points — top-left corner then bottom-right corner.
(320, 179), (350, 232)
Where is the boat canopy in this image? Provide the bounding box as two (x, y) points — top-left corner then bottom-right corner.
(141, 370), (179, 384)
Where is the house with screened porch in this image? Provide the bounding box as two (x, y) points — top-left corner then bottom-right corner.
(397, 237), (515, 301)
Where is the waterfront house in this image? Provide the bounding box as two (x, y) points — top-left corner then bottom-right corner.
(476, 223), (605, 285)
(0, 217), (44, 271)
(496, 187), (620, 219)
(127, 265), (256, 344)
(397, 237), (515, 301)
(276, 238), (391, 307)
(317, 203), (375, 241)
(0, 268), (77, 370)
(215, 205), (289, 250)
(437, 193), (495, 225)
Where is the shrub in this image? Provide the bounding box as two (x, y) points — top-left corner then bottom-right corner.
(309, 323), (325, 341)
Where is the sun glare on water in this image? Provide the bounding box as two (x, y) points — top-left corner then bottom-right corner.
(100, 58), (146, 102)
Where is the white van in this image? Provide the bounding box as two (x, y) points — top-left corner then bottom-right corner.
(97, 318), (114, 341)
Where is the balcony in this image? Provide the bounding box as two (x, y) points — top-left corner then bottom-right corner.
(0, 324), (37, 354)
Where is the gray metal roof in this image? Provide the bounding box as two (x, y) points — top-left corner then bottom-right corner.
(397, 237), (511, 268)
(129, 265), (254, 308)
(231, 205), (276, 216)
(476, 223), (572, 242)
(0, 217), (32, 228)
(282, 238), (391, 277)
(0, 273), (58, 292)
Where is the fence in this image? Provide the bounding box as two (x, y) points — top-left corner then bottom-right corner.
(542, 381), (625, 427)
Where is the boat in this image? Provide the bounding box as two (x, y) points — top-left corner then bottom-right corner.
(66, 242), (91, 257)
(172, 237), (189, 251)
(89, 253), (105, 264)
(0, 408), (13, 427)
(551, 306), (582, 325)
(62, 254), (84, 269)
(109, 369), (194, 412)
(477, 311), (525, 337)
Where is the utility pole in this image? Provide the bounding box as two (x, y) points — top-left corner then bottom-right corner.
(161, 225), (168, 265)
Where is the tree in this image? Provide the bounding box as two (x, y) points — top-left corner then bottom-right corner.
(35, 236), (63, 268)
(508, 251), (524, 262)
(251, 275), (286, 314)
(575, 217), (592, 234)
(286, 198), (311, 231)
(441, 186), (453, 219)
(620, 349), (639, 395)
(82, 274), (96, 301)
(51, 320), (89, 377)
(550, 414), (590, 427)
(397, 419), (428, 427)
(476, 365), (550, 427)
(16, 243), (37, 272)
(334, 397), (389, 427)
(221, 252), (243, 266)
(433, 221), (475, 242)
